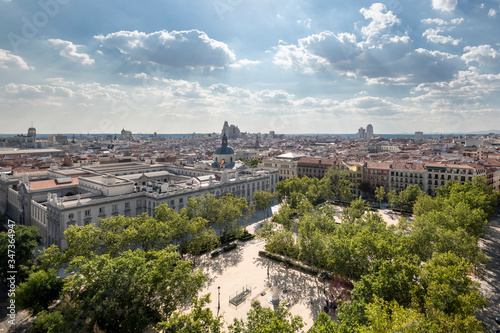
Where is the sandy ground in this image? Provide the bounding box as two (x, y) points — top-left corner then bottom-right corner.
(194, 204), (407, 330)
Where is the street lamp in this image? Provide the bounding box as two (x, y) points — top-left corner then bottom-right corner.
(217, 286), (220, 316)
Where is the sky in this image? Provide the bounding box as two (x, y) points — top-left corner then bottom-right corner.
(0, 0), (499, 135)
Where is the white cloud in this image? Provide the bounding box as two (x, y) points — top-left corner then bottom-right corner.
(421, 17), (464, 25)
(488, 8), (497, 17)
(423, 28), (461, 45)
(407, 67), (500, 104)
(96, 30), (235, 70)
(461, 45), (500, 65)
(229, 59), (261, 68)
(48, 39), (95, 65)
(297, 18), (312, 28)
(432, 0), (458, 12)
(359, 3), (401, 44)
(0, 49), (30, 70)
(274, 28), (461, 85)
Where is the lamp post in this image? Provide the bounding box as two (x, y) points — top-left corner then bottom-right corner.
(217, 286), (220, 316)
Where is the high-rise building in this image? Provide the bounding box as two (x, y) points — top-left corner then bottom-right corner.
(27, 126), (36, 148)
(221, 121), (241, 139)
(366, 124), (373, 140)
(415, 131), (423, 140)
(357, 127), (366, 139)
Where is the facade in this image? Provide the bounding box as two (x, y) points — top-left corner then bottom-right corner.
(363, 162), (391, 190)
(424, 163), (486, 195)
(388, 163), (427, 193)
(262, 153), (305, 180)
(297, 157), (363, 195)
(0, 161), (278, 248)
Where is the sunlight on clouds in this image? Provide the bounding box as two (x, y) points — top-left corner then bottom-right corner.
(0, 49), (31, 70)
(431, 0), (458, 12)
(95, 29), (235, 69)
(48, 39), (95, 65)
(461, 45), (500, 66)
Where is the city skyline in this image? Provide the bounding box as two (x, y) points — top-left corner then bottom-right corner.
(1, 1), (500, 134)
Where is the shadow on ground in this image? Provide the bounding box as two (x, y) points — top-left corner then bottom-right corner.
(478, 223), (500, 332)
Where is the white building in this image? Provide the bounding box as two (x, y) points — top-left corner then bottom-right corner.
(0, 160), (279, 248)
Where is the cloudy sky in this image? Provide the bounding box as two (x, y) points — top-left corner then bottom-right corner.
(1, 0), (499, 135)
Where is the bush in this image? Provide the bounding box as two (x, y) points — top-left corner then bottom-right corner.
(211, 250), (222, 258)
(239, 233), (255, 241)
(258, 250), (319, 275)
(223, 243), (237, 252)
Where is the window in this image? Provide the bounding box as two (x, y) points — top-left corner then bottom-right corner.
(85, 210), (91, 216)
(125, 202), (130, 209)
(112, 204), (118, 212)
(99, 207), (105, 214)
(68, 213), (74, 220)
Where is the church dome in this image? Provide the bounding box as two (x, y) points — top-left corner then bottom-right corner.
(214, 134), (234, 155)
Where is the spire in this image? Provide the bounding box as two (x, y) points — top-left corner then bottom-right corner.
(222, 133), (228, 147)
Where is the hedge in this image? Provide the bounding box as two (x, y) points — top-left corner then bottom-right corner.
(223, 243), (237, 252)
(258, 250), (319, 275)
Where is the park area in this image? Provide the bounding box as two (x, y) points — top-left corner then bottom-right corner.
(194, 203), (407, 329)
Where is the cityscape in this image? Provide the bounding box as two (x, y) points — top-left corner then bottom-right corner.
(1, 0), (500, 332)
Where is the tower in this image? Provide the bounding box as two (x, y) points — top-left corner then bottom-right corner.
(27, 126), (36, 148)
(366, 124), (373, 140)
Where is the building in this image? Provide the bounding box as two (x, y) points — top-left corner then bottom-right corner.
(363, 162), (391, 190)
(297, 157), (363, 195)
(212, 134), (235, 168)
(0, 159), (278, 248)
(27, 127), (37, 148)
(366, 124), (373, 140)
(388, 162), (427, 193)
(415, 132), (423, 141)
(262, 152), (305, 180)
(357, 127), (366, 140)
(120, 129), (133, 140)
(222, 121), (241, 139)
(48, 134), (68, 145)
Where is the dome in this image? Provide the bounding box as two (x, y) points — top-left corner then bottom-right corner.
(214, 134), (234, 155)
(215, 146), (235, 155)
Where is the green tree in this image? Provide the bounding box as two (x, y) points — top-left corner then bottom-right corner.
(31, 310), (66, 333)
(253, 190), (275, 221)
(351, 255), (420, 307)
(374, 186), (386, 208)
(15, 269), (63, 316)
(387, 190), (398, 210)
(309, 312), (341, 332)
(398, 185), (424, 212)
(155, 204), (217, 257)
(157, 295), (223, 333)
(216, 193), (248, 242)
(416, 252), (487, 317)
(360, 298), (424, 333)
(0, 224), (41, 280)
(228, 301), (304, 333)
(63, 247), (206, 333)
(341, 197), (368, 224)
(324, 167), (354, 202)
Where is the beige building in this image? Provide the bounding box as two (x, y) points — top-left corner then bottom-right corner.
(262, 153), (305, 180)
